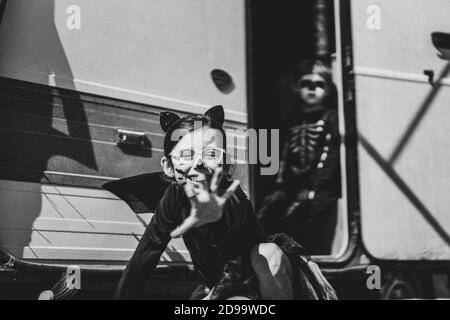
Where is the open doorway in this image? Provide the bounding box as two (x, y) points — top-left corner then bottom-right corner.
(248, 0), (347, 258)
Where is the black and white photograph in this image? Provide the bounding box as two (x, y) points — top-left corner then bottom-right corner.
(0, 0), (449, 307)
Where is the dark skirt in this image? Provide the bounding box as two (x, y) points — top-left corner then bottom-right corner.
(192, 233), (338, 300)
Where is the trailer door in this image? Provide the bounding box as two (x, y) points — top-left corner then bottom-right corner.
(351, 0), (450, 260)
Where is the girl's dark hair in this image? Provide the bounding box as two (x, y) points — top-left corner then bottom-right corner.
(163, 114), (227, 158)
(161, 106), (234, 180)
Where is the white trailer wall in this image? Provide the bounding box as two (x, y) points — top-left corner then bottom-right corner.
(351, 0), (450, 260)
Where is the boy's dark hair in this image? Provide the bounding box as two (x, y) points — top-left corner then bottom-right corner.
(292, 59), (333, 85)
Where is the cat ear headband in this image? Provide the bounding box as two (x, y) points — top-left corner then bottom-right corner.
(159, 105), (225, 133)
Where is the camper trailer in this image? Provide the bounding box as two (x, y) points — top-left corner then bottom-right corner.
(0, 0), (449, 299)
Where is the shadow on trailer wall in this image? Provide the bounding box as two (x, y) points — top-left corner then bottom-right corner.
(352, 0), (450, 262)
(0, 0), (94, 260)
(0, 1), (180, 264)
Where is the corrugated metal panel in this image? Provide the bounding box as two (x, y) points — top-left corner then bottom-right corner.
(0, 78), (165, 187)
(0, 179), (191, 262)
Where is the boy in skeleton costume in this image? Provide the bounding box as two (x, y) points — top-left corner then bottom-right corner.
(258, 60), (341, 255)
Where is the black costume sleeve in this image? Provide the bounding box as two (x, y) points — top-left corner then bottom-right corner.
(212, 186), (267, 258)
(114, 185), (179, 299)
(224, 187), (264, 234)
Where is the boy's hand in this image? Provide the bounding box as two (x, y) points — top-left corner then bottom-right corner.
(283, 189), (312, 219)
(170, 167), (240, 238)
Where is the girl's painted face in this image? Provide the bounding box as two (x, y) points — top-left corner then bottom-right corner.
(166, 126), (225, 185)
(296, 73), (328, 106)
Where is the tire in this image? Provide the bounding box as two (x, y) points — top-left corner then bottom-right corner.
(380, 272), (424, 300)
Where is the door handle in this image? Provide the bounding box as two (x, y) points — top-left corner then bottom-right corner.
(117, 129), (147, 148)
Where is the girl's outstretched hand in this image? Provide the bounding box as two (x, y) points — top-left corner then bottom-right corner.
(170, 167), (240, 238)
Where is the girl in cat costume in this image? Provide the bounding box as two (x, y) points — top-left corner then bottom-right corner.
(113, 105), (337, 300)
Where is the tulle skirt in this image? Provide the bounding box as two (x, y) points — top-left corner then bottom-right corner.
(191, 233), (338, 300)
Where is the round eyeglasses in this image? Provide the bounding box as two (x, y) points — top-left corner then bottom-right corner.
(170, 147), (226, 165)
